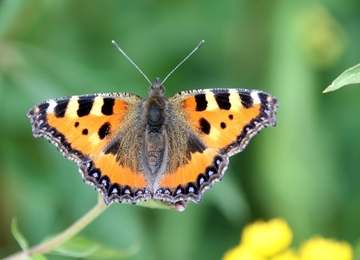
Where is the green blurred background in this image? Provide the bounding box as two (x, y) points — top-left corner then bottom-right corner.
(1, 0), (360, 259)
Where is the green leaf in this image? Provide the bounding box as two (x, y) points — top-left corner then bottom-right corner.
(323, 63), (360, 93)
(49, 236), (138, 259)
(11, 218), (29, 251)
(85, 244), (139, 259)
(49, 237), (99, 258)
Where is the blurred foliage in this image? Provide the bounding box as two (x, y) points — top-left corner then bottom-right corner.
(1, 0), (360, 259)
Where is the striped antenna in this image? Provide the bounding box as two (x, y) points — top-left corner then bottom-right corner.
(162, 40), (205, 84)
(112, 40), (152, 85)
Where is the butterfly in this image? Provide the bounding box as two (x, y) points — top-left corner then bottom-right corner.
(27, 42), (279, 209)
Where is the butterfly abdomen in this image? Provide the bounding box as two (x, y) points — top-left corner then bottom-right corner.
(142, 89), (168, 176)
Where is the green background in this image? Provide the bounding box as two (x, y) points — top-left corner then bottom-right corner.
(1, 0), (359, 259)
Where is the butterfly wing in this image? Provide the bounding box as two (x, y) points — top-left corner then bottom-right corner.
(27, 93), (152, 204)
(155, 88), (279, 203)
(28, 88), (278, 206)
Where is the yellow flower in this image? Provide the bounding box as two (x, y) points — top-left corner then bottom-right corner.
(241, 218), (293, 257)
(299, 236), (353, 260)
(223, 245), (266, 260)
(271, 249), (300, 260)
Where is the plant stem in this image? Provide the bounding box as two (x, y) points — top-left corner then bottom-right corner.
(4, 197), (108, 260)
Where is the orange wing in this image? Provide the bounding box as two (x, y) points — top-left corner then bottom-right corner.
(27, 93), (151, 204)
(154, 89), (278, 203)
(174, 89), (279, 153)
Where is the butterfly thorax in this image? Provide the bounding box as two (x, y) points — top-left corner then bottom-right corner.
(142, 79), (168, 176)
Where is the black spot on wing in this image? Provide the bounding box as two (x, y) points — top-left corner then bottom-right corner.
(98, 122), (110, 140)
(214, 92), (231, 110)
(257, 92), (269, 103)
(199, 118), (211, 135)
(54, 100), (69, 118)
(239, 93), (253, 109)
(195, 94), (207, 111)
(77, 96), (95, 117)
(38, 102), (50, 113)
(102, 98), (114, 116)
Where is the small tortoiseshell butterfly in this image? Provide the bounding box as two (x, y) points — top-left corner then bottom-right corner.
(27, 41), (278, 209)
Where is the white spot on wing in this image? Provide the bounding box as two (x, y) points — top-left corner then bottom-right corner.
(251, 92), (261, 104)
(92, 96), (105, 116)
(204, 93), (219, 111)
(67, 97), (80, 119)
(46, 100), (57, 113)
(228, 89), (241, 110)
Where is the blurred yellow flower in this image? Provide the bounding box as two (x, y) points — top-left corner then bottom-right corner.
(271, 249), (300, 260)
(241, 218), (293, 257)
(223, 218), (354, 260)
(299, 236), (353, 260)
(222, 245), (265, 260)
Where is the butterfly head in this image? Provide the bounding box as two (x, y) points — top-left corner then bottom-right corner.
(149, 78), (165, 98)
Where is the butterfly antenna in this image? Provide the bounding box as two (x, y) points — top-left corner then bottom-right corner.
(162, 40), (205, 84)
(112, 40), (152, 85)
